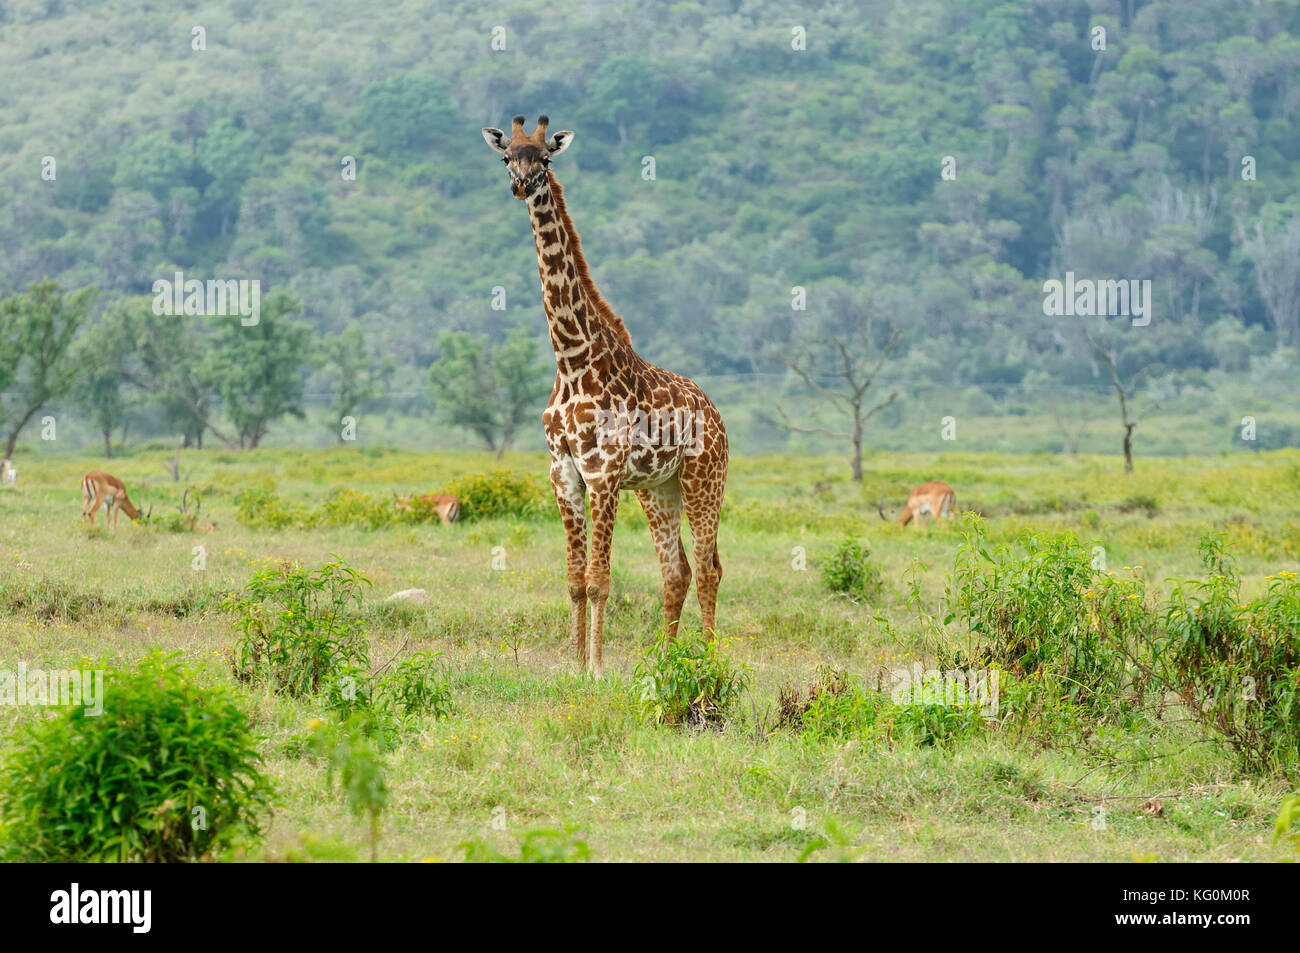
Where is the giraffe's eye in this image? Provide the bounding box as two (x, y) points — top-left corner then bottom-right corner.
(542, 157), (550, 167)
(501, 156), (509, 164)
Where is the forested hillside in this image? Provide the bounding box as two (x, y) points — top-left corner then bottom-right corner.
(1, 0), (1297, 455)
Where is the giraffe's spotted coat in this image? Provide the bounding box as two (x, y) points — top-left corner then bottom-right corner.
(486, 119), (728, 676)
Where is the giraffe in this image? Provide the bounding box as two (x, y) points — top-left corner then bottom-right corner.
(482, 115), (729, 676)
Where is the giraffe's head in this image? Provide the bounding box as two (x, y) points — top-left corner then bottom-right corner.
(482, 115), (574, 200)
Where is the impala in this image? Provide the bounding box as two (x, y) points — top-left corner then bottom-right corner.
(394, 493), (461, 526)
(879, 481), (955, 530)
(1, 458), (14, 485)
(82, 472), (150, 528)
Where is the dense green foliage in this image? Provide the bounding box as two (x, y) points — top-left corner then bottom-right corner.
(1, 1), (1297, 455)
(634, 628), (750, 728)
(821, 535), (884, 601)
(0, 651), (270, 862)
(227, 556), (372, 696)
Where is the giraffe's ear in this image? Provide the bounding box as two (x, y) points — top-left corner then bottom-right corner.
(482, 127), (509, 155)
(546, 130), (575, 157)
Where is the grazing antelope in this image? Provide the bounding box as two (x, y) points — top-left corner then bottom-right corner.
(82, 472), (150, 529)
(879, 481), (955, 530)
(1, 458), (15, 485)
(395, 493), (461, 526)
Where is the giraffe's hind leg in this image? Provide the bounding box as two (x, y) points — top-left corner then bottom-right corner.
(636, 476), (690, 634)
(680, 449), (727, 636)
(550, 455), (589, 668)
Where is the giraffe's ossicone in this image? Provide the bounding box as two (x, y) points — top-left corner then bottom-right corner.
(482, 115), (729, 677)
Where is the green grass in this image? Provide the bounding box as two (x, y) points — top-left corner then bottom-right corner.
(1, 446), (1298, 861)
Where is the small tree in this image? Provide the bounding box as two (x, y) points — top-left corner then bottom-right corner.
(206, 289), (313, 448)
(427, 326), (550, 459)
(130, 302), (231, 448)
(0, 281), (97, 461)
(72, 304), (135, 457)
(1083, 329), (1158, 474)
(319, 323), (393, 443)
(772, 311), (900, 484)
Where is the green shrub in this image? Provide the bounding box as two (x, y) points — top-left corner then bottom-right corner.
(778, 666), (884, 741)
(634, 628), (749, 729)
(949, 517), (1144, 715)
(234, 486), (314, 530)
(800, 674), (885, 742)
(1159, 536), (1300, 775)
(446, 471), (547, 521)
(227, 557), (371, 697)
(885, 701), (985, 747)
(382, 651), (453, 718)
(990, 670), (1086, 748)
(320, 488), (391, 529)
(320, 651), (452, 749)
(0, 651), (270, 862)
(821, 536), (883, 601)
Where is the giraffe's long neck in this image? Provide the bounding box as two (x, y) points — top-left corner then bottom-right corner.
(524, 173), (632, 379)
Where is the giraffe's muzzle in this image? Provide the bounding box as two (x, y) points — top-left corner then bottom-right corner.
(513, 166), (549, 199)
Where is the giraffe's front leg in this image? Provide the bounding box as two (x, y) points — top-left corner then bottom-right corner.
(550, 456), (588, 667)
(584, 483), (620, 677)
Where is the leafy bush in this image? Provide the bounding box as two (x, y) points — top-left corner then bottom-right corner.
(446, 471), (547, 521)
(234, 485), (314, 530)
(321, 651), (453, 749)
(949, 517), (1143, 715)
(227, 557), (371, 697)
(0, 651), (270, 862)
(800, 674), (885, 741)
(886, 701), (985, 747)
(383, 651), (453, 718)
(634, 628), (749, 729)
(1159, 537), (1300, 775)
(822, 536), (883, 601)
(778, 666), (883, 741)
(320, 488), (392, 529)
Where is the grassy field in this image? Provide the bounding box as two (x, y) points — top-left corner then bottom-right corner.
(1, 445), (1298, 862)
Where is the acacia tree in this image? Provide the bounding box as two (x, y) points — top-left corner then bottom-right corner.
(427, 327), (550, 459)
(0, 281), (97, 461)
(772, 293), (901, 483)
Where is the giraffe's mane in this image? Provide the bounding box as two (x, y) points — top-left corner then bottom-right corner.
(546, 172), (633, 348)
